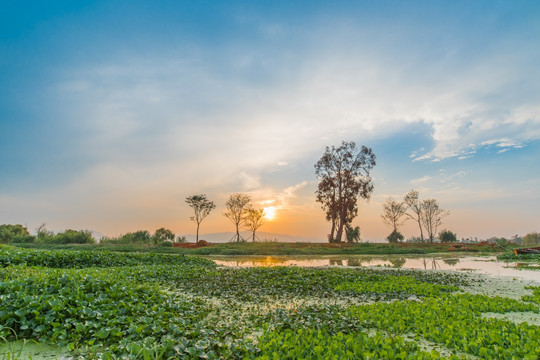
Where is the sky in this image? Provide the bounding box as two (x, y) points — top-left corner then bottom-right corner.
(1, 1), (539, 241)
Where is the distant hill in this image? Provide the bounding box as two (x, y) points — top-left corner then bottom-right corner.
(179, 231), (326, 243)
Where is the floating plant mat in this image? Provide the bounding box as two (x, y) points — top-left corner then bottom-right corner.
(0, 245), (539, 359)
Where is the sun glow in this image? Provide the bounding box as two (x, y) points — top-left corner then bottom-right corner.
(263, 206), (277, 220)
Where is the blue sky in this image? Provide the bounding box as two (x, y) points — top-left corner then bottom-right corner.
(1, 1), (539, 240)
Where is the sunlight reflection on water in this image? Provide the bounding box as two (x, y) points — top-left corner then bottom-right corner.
(206, 255), (540, 281)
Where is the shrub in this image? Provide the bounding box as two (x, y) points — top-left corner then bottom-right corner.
(158, 240), (174, 247)
(152, 228), (175, 244)
(176, 236), (187, 243)
(39, 229), (96, 244)
(439, 230), (457, 243)
(0, 224), (30, 243)
(387, 230), (404, 243)
(522, 232), (540, 246)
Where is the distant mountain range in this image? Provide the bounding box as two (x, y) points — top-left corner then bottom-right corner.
(179, 231), (326, 243)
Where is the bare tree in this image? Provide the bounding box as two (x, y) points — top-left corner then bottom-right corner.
(381, 197), (407, 233)
(404, 190), (425, 242)
(315, 141), (376, 243)
(224, 193), (251, 242)
(245, 208), (265, 242)
(421, 198), (449, 243)
(186, 194), (216, 244)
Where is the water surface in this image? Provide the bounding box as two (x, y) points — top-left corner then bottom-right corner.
(206, 254), (540, 281)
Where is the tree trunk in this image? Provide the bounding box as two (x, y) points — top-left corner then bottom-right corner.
(417, 217), (424, 242)
(252, 230), (255, 242)
(328, 216), (336, 242)
(236, 225), (240, 242)
(196, 223), (200, 244)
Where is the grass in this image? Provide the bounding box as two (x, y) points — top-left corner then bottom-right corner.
(10, 241), (509, 256)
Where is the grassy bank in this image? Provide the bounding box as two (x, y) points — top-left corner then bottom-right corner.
(10, 241), (510, 256)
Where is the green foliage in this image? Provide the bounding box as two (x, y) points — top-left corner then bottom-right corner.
(1, 246), (538, 359)
(157, 240), (173, 247)
(439, 229), (457, 243)
(387, 229), (404, 243)
(349, 294), (539, 359)
(0, 225), (31, 244)
(345, 225), (361, 243)
(256, 328), (434, 359)
(101, 230), (152, 245)
(522, 232), (540, 245)
(0, 245), (213, 268)
(152, 228), (175, 245)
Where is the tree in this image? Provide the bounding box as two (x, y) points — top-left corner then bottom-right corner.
(522, 232), (540, 245)
(439, 229), (457, 243)
(315, 141), (376, 243)
(0, 224), (34, 243)
(245, 208), (265, 242)
(153, 228), (175, 244)
(421, 199), (449, 243)
(224, 193), (251, 242)
(345, 225), (361, 243)
(186, 194), (216, 244)
(387, 229), (404, 243)
(381, 197), (407, 233)
(404, 190), (425, 243)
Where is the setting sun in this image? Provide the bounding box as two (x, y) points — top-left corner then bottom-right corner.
(263, 206), (277, 221)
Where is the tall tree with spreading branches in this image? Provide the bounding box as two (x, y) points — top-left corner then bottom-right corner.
(245, 208), (265, 242)
(224, 193), (251, 242)
(315, 141), (376, 243)
(421, 198), (449, 243)
(185, 194), (216, 244)
(404, 190), (425, 242)
(381, 197), (407, 233)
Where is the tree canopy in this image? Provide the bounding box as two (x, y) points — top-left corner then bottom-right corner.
(315, 141), (376, 243)
(186, 194), (216, 244)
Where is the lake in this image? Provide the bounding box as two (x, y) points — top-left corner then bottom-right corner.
(205, 254), (540, 281)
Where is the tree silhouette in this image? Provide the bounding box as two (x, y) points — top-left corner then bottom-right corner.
(224, 193), (251, 242)
(315, 141), (375, 243)
(186, 194), (216, 244)
(404, 190), (425, 243)
(245, 208), (265, 242)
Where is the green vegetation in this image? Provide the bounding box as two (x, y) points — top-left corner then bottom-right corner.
(11, 241), (508, 256)
(0, 244), (538, 359)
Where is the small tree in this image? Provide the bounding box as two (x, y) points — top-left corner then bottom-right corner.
(381, 197), (407, 233)
(439, 229), (457, 243)
(153, 228), (175, 244)
(387, 229), (404, 243)
(404, 190), (425, 242)
(224, 193), (251, 242)
(186, 194), (216, 244)
(522, 232), (540, 245)
(345, 225), (361, 243)
(421, 199), (449, 243)
(245, 208), (265, 242)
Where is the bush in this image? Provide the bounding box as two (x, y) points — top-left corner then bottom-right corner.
(439, 230), (457, 243)
(152, 228), (175, 244)
(522, 232), (540, 246)
(158, 240), (174, 247)
(387, 230), (404, 243)
(176, 236), (187, 243)
(0, 224), (30, 243)
(39, 229), (96, 244)
(11, 234), (36, 243)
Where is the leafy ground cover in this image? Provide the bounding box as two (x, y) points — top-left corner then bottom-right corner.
(11, 241), (507, 256)
(0, 245), (538, 359)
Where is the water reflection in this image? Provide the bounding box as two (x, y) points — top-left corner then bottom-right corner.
(205, 255), (540, 281)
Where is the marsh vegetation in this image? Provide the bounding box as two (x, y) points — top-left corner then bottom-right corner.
(0, 245), (538, 359)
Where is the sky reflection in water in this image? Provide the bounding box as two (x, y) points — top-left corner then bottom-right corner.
(207, 255), (540, 282)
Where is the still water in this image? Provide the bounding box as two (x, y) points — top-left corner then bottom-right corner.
(206, 254), (540, 281)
